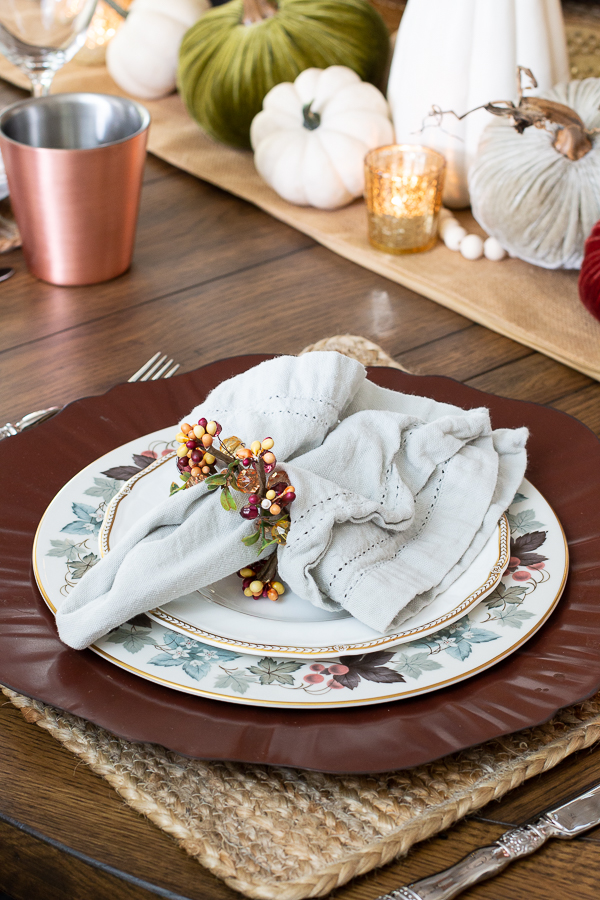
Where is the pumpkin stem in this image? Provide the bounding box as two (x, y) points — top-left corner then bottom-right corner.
(426, 66), (596, 162)
(302, 103), (321, 131)
(242, 0), (277, 25)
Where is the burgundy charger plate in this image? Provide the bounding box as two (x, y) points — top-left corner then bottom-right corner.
(1, 354), (600, 774)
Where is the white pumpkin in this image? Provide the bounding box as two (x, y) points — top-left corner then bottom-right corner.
(469, 78), (600, 270)
(250, 66), (394, 210)
(106, 0), (209, 100)
(387, 0), (570, 208)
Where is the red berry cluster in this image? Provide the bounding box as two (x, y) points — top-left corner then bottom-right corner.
(171, 415), (298, 601)
(174, 418), (223, 482)
(303, 662), (349, 689)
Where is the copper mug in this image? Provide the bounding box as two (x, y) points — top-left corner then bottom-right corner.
(0, 93), (150, 286)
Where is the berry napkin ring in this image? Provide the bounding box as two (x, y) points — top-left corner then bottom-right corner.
(171, 417), (296, 601)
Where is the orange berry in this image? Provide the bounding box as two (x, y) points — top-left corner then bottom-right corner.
(201, 434), (213, 447)
(180, 422), (192, 434)
(191, 467), (201, 476)
(269, 504), (281, 515)
(201, 465), (210, 474)
(267, 589), (278, 601)
(263, 452), (275, 464)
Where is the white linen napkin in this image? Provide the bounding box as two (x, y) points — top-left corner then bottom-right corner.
(56, 353), (527, 649)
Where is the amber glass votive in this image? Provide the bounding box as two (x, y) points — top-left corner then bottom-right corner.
(364, 145), (446, 254)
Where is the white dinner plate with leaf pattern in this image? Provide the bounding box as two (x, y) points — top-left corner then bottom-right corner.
(33, 428), (568, 708)
(100, 452), (510, 657)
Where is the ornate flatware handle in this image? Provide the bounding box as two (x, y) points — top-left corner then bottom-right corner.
(380, 823), (551, 900)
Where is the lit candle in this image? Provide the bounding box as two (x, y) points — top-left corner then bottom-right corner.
(364, 145), (446, 254)
(75, 0), (130, 66)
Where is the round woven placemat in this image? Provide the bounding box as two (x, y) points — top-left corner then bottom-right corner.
(5, 334), (600, 900)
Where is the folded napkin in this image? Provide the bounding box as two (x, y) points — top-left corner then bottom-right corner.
(56, 353), (527, 650)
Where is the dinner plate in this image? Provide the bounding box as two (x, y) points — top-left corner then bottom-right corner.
(4, 356), (598, 769)
(99, 448), (510, 657)
(33, 426), (567, 708)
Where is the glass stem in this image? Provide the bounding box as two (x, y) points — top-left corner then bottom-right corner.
(29, 71), (54, 98)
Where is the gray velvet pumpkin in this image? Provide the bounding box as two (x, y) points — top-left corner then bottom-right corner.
(469, 78), (600, 270)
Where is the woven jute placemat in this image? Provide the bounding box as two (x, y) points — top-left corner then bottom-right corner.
(1, 15), (600, 379)
(5, 334), (600, 899)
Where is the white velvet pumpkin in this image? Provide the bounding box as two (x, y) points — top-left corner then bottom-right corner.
(469, 78), (600, 270)
(387, 0), (570, 208)
(106, 0), (209, 100)
(250, 66), (394, 210)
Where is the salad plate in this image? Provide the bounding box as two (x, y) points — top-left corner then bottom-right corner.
(100, 448), (510, 657)
(33, 427), (567, 708)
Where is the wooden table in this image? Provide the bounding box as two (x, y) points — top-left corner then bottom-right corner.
(0, 75), (599, 900)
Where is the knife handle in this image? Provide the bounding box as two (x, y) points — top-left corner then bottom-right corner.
(381, 823), (552, 900)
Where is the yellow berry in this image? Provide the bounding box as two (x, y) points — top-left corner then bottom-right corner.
(270, 504), (281, 515)
(249, 580), (264, 594)
(193, 424), (205, 439)
(272, 582), (285, 595)
(261, 438), (274, 450)
(239, 567), (255, 577)
(206, 421), (218, 436)
(243, 588), (254, 597)
(176, 432), (188, 443)
(263, 452), (275, 464)
(251, 440), (261, 455)
(176, 445), (189, 458)
(204, 453), (215, 465)
(266, 490), (276, 500)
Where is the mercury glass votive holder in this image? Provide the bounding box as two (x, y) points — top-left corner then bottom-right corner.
(364, 145), (446, 254)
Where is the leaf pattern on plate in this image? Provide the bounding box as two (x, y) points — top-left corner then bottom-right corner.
(43, 451), (556, 700)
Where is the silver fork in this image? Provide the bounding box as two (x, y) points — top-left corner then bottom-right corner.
(0, 352), (181, 440)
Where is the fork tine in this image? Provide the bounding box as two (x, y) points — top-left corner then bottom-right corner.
(151, 358), (175, 380)
(140, 355), (167, 381)
(164, 363), (180, 379)
(128, 352), (161, 383)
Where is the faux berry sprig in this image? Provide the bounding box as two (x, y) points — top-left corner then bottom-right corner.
(169, 416), (297, 601)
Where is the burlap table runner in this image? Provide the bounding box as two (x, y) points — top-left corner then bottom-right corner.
(1, 19), (600, 381)
(4, 334), (600, 899)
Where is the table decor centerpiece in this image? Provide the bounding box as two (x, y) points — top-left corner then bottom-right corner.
(579, 218), (600, 320)
(106, 0), (209, 98)
(364, 144), (445, 253)
(250, 66), (393, 210)
(469, 71), (600, 269)
(387, 0), (569, 208)
(178, 0), (390, 149)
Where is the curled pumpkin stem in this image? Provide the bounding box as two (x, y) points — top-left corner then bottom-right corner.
(427, 65), (599, 162)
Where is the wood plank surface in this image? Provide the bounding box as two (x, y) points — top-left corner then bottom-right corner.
(0, 73), (599, 900)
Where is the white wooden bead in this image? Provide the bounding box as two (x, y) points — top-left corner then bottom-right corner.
(483, 237), (507, 261)
(443, 225), (467, 251)
(460, 234), (484, 260)
(261, 499), (271, 509)
(439, 217), (460, 238)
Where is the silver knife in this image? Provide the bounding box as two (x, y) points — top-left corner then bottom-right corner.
(0, 406), (61, 440)
(381, 782), (600, 900)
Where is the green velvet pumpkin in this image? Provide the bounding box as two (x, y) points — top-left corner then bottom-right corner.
(178, 0), (389, 148)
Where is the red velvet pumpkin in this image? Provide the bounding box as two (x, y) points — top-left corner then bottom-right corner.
(579, 219), (600, 322)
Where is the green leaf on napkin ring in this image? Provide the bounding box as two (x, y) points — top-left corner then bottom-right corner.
(169, 415), (296, 602)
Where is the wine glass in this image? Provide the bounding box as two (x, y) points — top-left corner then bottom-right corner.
(0, 0), (98, 97)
